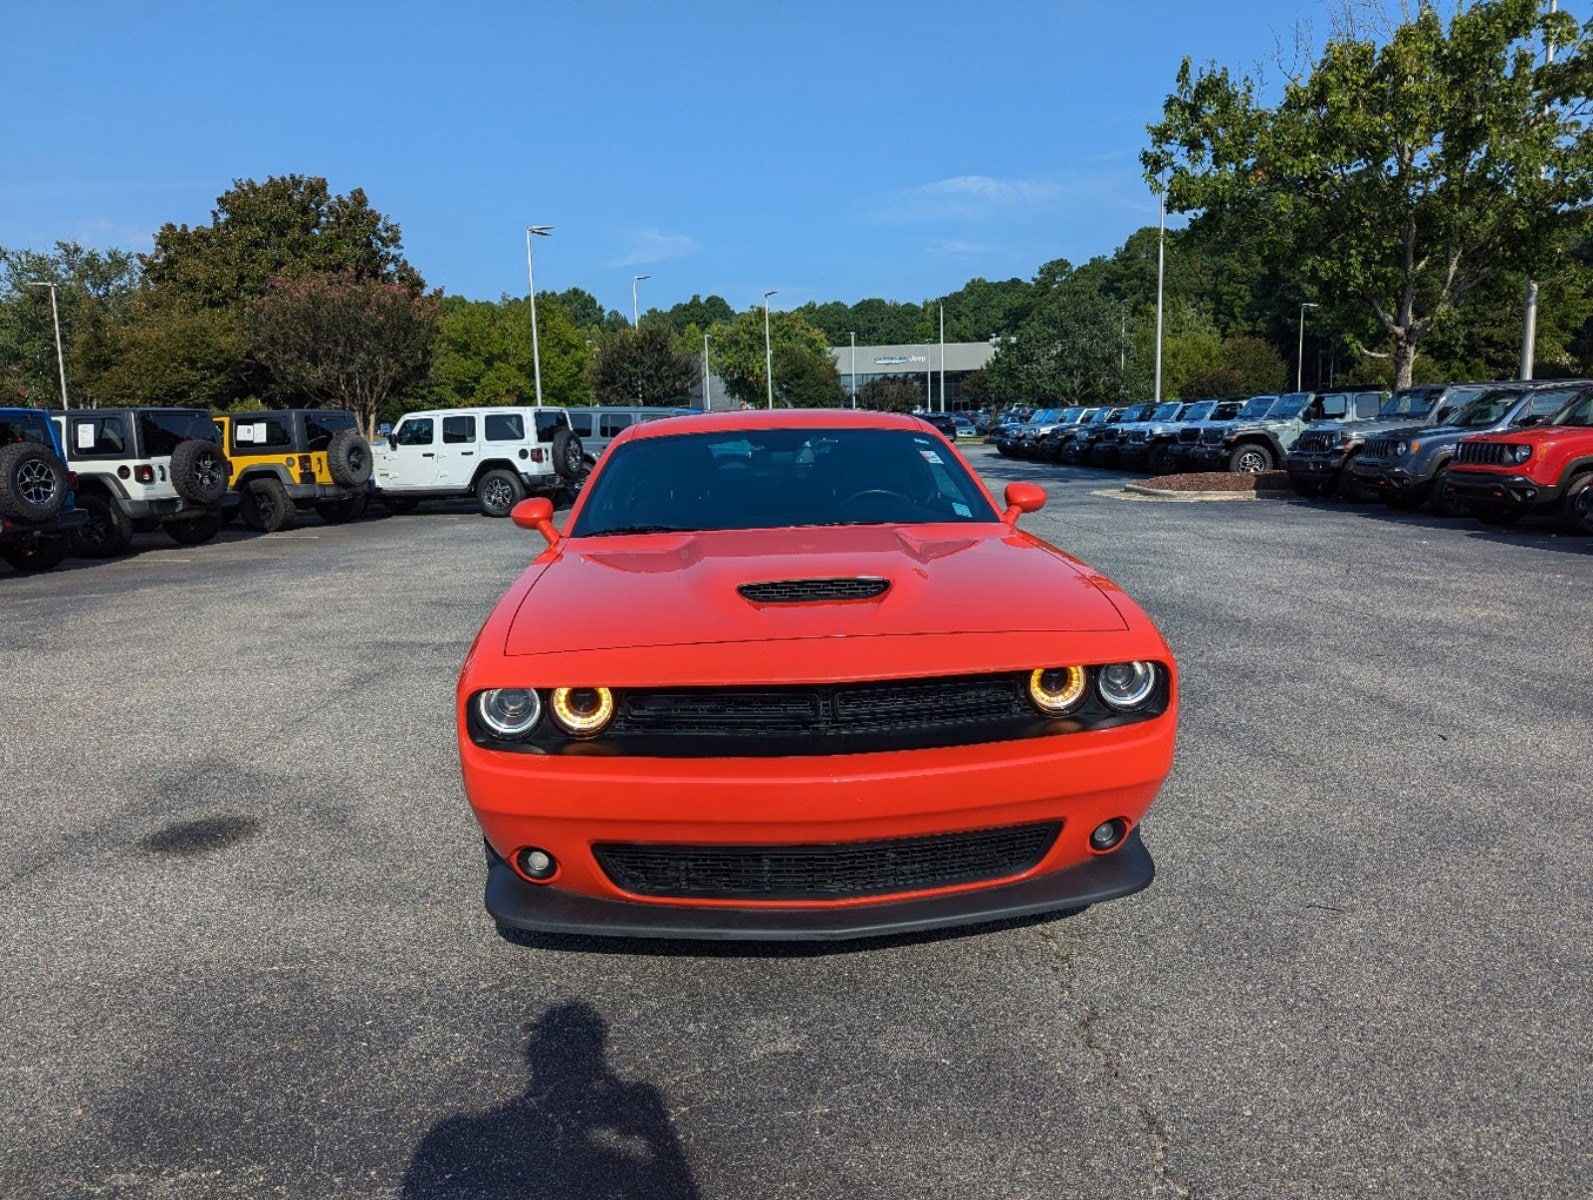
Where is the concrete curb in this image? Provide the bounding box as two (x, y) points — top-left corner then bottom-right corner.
(1116, 483), (1294, 503)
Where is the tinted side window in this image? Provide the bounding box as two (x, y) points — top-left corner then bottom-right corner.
(304, 411), (356, 451)
(1526, 388), (1580, 418)
(442, 415), (476, 444)
(395, 418), (434, 446)
(484, 413), (525, 442)
(70, 416), (128, 457)
(139, 411), (220, 456)
(535, 411), (566, 443)
(600, 413), (632, 438)
(569, 412), (593, 437)
(1354, 394), (1383, 418)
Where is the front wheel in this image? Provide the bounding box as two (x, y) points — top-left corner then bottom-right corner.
(1557, 473), (1593, 536)
(165, 511), (224, 545)
(476, 469), (526, 518)
(0, 536), (70, 573)
(1147, 444), (1174, 475)
(1227, 443), (1275, 474)
(1427, 464), (1467, 517)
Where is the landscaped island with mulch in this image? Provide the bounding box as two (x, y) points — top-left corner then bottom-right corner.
(1133, 470), (1291, 495)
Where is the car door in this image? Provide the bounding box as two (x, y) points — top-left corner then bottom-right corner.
(434, 414), (478, 487)
(381, 417), (438, 489)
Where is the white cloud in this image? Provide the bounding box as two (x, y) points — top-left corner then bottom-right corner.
(875, 175), (1072, 223)
(604, 228), (702, 268)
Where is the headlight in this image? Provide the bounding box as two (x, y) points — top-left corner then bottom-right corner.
(1097, 662), (1159, 711)
(1510, 444), (1532, 464)
(550, 686), (615, 736)
(1396, 441), (1409, 456)
(1028, 666), (1087, 715)
(475, 688), (543, 738)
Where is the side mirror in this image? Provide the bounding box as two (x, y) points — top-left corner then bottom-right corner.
(511, 497), (561, 547)
(1002, 482), (1046, 524)
(386, 435), (398, 449)
(1517, 414), (1542, 427)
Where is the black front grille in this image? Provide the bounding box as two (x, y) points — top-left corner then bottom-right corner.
(593, 822), (1060, 900)
(1201, 426), (1226, 444)
(1295, 431), (1336, 453)
(1456, 441), (1508, 465)
(1364, 437), (1399, 459)
(1125, 430), (1147, 444)
(739, 577), (889, 604)
(1178, 427), (1200, 444)
(615, 674), (1027, 737)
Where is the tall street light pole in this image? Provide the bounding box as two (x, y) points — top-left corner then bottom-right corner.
(25, 281), (69, 410)
(524, 226), (552, 406)
(1153, 189), (1166, 405)
(763, 290), (779, 409)
(938, 304), (946, 413)
(702, 333), (712, 410)
(848, 331), (857, 408)
(632, 274), (650, 328)
(1523, 1), (1559, 381)
(1296, 302), (1319, 392)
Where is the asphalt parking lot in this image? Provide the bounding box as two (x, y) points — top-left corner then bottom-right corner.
(2, 445), (1589, 1199)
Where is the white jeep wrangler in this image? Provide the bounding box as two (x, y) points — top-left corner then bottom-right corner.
(51, 407), (234, 556)
(372, 407), (585, 517)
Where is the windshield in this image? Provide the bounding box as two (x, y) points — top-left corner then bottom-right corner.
(1378, 388), (1439, 419)
(1236, 396), (1276, 421)
(1547, 389), (1593, 426)
(1180, 401), (1215, 422)
(572, 427), (1000, 535)
(1150, 403), (1182, 421)
(1268, 396), (1309, 420)
(1451, 390), (1522, 427)
(1058, 407), (1083, 422)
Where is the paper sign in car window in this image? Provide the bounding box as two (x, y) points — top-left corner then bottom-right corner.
(920, 449), (944, 465)
(76, 423), (95, 450)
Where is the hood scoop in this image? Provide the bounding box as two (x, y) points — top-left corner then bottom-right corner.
(738, 577), (891, 604)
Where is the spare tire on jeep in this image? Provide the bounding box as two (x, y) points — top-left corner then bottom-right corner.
(0, 442), (67, 523)
(327, 428), (373, 487)
(552, 428), (585, 482)
(169, 439), (229, 505)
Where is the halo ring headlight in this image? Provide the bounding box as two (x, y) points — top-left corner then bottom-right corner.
(1098, 662), (1158, 711)
(1028, 666), (1088, 716)
(550, 686), (615, 737)
(475, 688), (543, 738)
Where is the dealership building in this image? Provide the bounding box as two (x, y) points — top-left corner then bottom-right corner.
(829, 341), (997, 410)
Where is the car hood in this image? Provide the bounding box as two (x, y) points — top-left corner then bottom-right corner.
(504, 525), (1129, 655)
(1465, 425), (1581, 446)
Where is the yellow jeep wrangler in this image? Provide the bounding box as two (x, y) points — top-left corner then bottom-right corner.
(214, 410), (373, 532)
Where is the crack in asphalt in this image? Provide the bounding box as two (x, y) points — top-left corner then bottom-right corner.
(1036, 924), (1193, 1200)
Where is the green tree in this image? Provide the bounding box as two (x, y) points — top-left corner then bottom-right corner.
(0, 242), (141, 407)
(708, 307), (834, 405)
(248, 274), (440, 434)
(86, 302), (251, 410)
(1178, 334), (1287, 397)
(772, 344), (845, 408)
(427, 294), (592, 409)
(657, 294), (735, 334)
(1145, 0), (1591, 387)
(856, 376), (924, 413)
(588, 323), (697, 405)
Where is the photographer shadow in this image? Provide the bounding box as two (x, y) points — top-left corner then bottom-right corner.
(402, 1001), (699, 1200)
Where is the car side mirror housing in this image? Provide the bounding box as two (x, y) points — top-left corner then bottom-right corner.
(511, 497), (561, 546)
(1517, 414), (1541, 427)
(1002, 482), (1046, 524)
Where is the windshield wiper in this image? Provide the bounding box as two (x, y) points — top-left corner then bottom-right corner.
(586, 524), (698, 537)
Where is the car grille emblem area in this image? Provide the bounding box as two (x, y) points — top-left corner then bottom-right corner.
(738, 577), (891, 604)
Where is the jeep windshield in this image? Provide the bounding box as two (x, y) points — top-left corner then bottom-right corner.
(1179, 401), (1216, 422)
(1236, 397), (1277, 421)
(1546, 390), (1593, 426)
(571, 427), (1000, 536)
(1147, 403), (1182, 421)
(1377, 388), (1441, 419)
(1267, 396), (1310, 421)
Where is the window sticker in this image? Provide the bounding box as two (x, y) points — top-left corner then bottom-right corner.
(920, 449), (944, 465)
(234, 423), (258, 444)
(76, 423), (94, 450)
(952, 502), (972, 517)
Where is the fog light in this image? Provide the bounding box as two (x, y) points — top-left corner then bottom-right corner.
(517, 847), (557, 880)
(1089, 819), (1127, 852)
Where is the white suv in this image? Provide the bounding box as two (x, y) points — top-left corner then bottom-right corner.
(372, 407), (585, 517)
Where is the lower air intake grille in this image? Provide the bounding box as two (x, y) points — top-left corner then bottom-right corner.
(739, 577), (889, 604)
(593, 822), (1060, 900)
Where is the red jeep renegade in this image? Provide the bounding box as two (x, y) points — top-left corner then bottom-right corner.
(1444, 386), (1593, 534)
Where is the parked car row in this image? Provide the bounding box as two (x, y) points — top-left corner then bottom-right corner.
(0, 403), (698, 574)
(988, 379), (1593, 534)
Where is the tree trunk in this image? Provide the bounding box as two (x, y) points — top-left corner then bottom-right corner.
(1392, 338), (1417, 390)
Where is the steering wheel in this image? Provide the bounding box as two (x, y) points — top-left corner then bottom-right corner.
(837, 488), (907, 514)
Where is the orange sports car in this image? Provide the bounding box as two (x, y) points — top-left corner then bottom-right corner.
(457, 409), (1176, 941)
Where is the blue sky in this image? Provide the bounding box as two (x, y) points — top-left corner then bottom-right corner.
(0, 0), (1486, 316)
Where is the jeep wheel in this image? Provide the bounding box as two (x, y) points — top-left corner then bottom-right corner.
(327, 429), (374, 488)
(552, 429), (586, 482)
(1427, 464), (1467, 517)
(379, 494), (420, 515)
(241, 477), (297, 533)
(0, 442), (67, 523)
(315, 494), (369, 524)
(0, 536), (70, 573)
(1557, 473), (1593, 536)
(165, 511), (224, 545)
(169, 440), (229, 505)
(70, 492), (134, 558)
(477, 469), (526, 518)
(1228, 443), (1274, 474)
(1147, 444), (1174, 475)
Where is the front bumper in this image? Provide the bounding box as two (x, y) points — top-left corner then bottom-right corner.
(1284, 447), (1351, 476)
(1443, 469), (1562, 510)
(486, 828), (1154, 941)
(1182, 444), (1226, 468)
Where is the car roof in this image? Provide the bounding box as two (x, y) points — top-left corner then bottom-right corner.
(625, 408), (929, 441)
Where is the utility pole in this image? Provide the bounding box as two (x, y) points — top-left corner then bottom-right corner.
(938, 304), (946, 412)
(631, 274), (650, 328)
(523, 226), (552, 406)
(24, 281), (69, 410)
(1297, 303), (1319, 392)
(763, 290), (778, 409)
(702, 333), (712, 409)
(1153, 189), (1166, 404)
(1523, 1), (1558, 380)
(849, 331), (857, 408)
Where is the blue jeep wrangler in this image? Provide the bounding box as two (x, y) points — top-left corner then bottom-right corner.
(0, 407), (85, 573)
